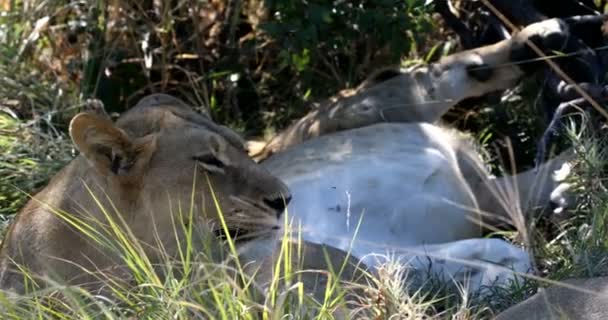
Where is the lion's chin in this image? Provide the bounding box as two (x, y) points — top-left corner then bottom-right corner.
(234, 230), (281, 263)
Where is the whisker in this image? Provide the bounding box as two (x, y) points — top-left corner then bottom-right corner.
(229, 195), (268, 213)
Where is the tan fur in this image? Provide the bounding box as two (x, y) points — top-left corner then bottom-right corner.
(496, 278), (608, 320)
(252, 19), (572, 226)
(0, 94), (295, 293)
(251, 19), (574, 291)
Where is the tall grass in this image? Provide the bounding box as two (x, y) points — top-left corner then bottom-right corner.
(0, 1), (82, 217)
(0, 180), (369, 319)
(0, 177), (546, 319)
(534, 117), (608, 281)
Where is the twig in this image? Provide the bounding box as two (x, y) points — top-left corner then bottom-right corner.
(480, 0), (546, 26)
(481, 0), (608, 121)
(317, 49), (345, 86)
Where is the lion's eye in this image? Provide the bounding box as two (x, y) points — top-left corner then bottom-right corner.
(193, 154), (225, 172)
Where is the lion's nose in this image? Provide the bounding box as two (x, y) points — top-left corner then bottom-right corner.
(264, 193), (292, 218)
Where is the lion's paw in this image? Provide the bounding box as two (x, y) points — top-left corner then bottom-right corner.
(510, 18), (571, 72)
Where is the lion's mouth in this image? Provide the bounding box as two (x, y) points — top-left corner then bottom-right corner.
(214, 227), (252, 244)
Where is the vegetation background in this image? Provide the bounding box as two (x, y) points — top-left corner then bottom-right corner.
(0, 0), (607, 318)
(0, 0), (549, 218)
(0, 0), (436, 218)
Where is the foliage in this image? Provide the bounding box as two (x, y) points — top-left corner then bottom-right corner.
(535, 121), (608, 281)
(0, 2), (80, 217)
(261, 0), (433, 88)
(0, 0), (434, 217)
(0, 0), (434, 135)
(0, 114), (73, 218)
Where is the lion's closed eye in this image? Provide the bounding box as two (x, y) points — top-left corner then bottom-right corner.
(193, 154), (226, 173)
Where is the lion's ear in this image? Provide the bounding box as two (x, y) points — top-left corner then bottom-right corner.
(69, 112), (135, 175)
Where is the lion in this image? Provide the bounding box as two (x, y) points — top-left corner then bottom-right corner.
(252, 19), (576, 290)
(0, 16), (588, 315)
(0, 94), (307, 294)
(494, 277), (608, 320)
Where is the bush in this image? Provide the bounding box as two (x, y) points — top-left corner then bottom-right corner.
(0, 0), (434, 217)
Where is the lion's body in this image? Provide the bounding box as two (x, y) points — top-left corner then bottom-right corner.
(262, 122), (538, 287)
(263, 123), (481, 249)
(0, 157), (125, 292)
(255, 19), (573, 289)
(249, 17), (548, 160)
(496, 278), (608, 320)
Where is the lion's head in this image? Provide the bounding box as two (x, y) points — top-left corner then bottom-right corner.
(0, 94), (291, 293)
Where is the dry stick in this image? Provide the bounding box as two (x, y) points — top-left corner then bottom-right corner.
(480, 0), (608, 121)
(466, 44), (608, 72)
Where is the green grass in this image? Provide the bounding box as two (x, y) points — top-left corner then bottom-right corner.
(0, 1), (82, 217)
(534, 121), (608, 281)
(0, 113), (73, 217)
(0, 186), (364, 319)
(0, 192), (515, 319)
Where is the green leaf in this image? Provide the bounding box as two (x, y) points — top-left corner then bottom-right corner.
(291, 49), (310, 73)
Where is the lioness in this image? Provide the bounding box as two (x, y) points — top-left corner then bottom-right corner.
(0, 94), (299, 294)
(495, 277), (608, 320)
(254, 19), (575, 290)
